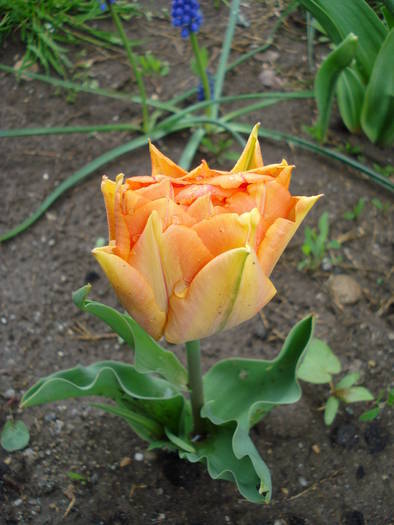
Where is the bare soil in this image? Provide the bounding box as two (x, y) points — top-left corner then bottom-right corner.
(0, 2), (393, 524)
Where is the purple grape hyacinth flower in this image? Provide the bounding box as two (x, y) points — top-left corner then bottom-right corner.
(99, 0), (116, 12)
(171, 0), (203, 38)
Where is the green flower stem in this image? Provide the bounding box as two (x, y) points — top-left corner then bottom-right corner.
(189, 32), (212, 114)
(109, 4), (149, 133)
(186, 340), (205, 436)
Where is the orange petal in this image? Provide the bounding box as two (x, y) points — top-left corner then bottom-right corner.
(149, 141), (187, 178)
(193, 213), (250, 257)
(187, 193), (213, 222)
(164, 247), (276, 343)
(258, 195), (322, 275)
(125, 197), (194, 242)
(92, 246), (166, 339)
(113, 176), (130, 260)
(161, 225), (213, 293)
(225, 191), (257, 213)
(276, 164), (293, 189)
(126, 176), (156, 190)
(128, 212), (168, 313)
(101, 176), (117, 241)
(135, 178), (174, 200)
(231, 123), (263, 172)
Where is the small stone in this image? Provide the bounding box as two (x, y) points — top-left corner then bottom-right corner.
(13, 498), (23, 507)
(44, 412), (57, 422)
(1, 316), (7, 325)
(120, 457), (132, 468)
(281, 487), (289, 496)
(274, 520), (286, 525)
(134, 452), (144, 462)
(259, 68), (282, 88)
(42, 173), (49, 180)
(312, 444), (320, 454)
(298, 476), (308, 487)
(3, 388), (15, 399)
(23, 448), (38, 465)
(368, 360), (376, 368)
(328, 275), (362, 306)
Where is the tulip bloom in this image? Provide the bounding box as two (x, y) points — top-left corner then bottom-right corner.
(93, 126), (320, 343)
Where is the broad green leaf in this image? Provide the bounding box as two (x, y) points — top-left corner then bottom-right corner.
(180, 422), (271, 504)
(340, 386), (374, 403)
(299, 0), (387, 78)
(91, 402), (162, 442)
(21, 361), (184, 436)
(361, 28), (394, 145)
(202, 316), (315, 502)
(1, 420), (30, 452)
(336, 67), (365, 132)
(324, 396), (339, 425)
(297, 338), (341, 384)
(336, 372), (360, 389)
(72, 285), (187, 388)
(313, 33), (358, 141)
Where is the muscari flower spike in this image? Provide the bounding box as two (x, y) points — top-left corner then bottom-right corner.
(98, 0), (116, 12)
(171, 0), (203, 38)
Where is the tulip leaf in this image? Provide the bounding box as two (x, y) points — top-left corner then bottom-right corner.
(298, 0), (387, 79)
(312, 33), (358, 142)
(91, 402), (163, 442)
(180, 422), (271, 504)
(297, 338), (341, 384)
(361, 28), (394, 145)
(201, 315), (314, 502)
(72, 285), (187, 388)
(336, 67), (365, 133)
(21, 361), (185, 438)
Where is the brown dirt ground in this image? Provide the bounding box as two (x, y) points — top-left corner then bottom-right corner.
(1, 2), (393, 524)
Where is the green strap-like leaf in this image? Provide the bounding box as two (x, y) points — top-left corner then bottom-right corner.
(21, 361), (184, 436)
(299, 0), (387, 79)
(361, 28), (394, 145)
(336, 67), (365, 133)
(180, 422), (271, 504)
(313, 33), (358, 142)
(72, 285), (187, 388)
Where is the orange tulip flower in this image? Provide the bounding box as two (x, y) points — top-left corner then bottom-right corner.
(93, 125), (320, 343)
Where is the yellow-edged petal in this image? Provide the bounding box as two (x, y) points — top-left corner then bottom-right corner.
(231, 123), (263, 172)
(258, 195), (322, 276)
(101, 176), (116, 241)
(164, 247), (276, 343)
(92, 246), (166, 339)
(149, 141), (187, 178)
(128, 211), (168, 313)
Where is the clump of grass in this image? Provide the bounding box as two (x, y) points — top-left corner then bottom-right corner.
(0, 0), (140, 76)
